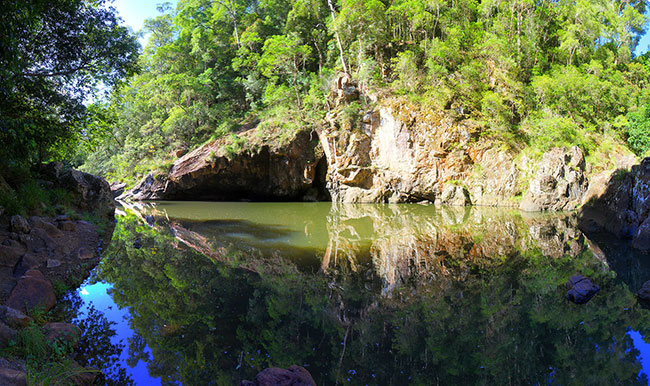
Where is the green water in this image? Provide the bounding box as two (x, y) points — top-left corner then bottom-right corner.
(77, 202), (650, 385)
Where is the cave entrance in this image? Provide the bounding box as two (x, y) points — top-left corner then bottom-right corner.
(314, 156), (331, 201)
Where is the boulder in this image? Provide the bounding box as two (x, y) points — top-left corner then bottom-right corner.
(566, 275), (600, 304)
(43, 323), (81, 348)
(6, 269), (57, 313)
(0, 321), (17, 348)
(240, 365), (316, 386)
(28, 217), (63, 238)
(10, 216), (30, 234)
(0, 244), (25, 268)
(119, 173), (169, 201)
(0, 368), (26, 386)
(0, 306), (32, 329)
(520, 147), (588, 212)
(57, 221), (77, 232)
(76, 247), (94, 260)
(41, 162), (114, 219)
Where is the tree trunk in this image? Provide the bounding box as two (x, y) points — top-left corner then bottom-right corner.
(327, 0), (349, 74)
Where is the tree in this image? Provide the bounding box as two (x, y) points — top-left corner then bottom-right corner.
(258, 35), (312, 107)
(0, 0), (139, 165)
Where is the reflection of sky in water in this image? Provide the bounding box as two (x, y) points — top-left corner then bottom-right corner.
(76, 281), (162, 385)
(629, 329), (650, 380)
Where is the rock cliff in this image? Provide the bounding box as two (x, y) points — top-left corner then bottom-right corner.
(121, 126), (328, 201)
(120, 97), (637, 213)
(579, 158), (650, 249)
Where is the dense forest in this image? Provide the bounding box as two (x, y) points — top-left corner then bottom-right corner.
(78, 0), (650, 185)
(3, 0), (650, 188)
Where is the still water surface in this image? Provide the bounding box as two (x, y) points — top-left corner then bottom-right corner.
(70, 202), (650, 385)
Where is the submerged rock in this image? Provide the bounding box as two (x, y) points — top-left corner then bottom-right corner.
(240, 365), (316, 386)
(566, 275), (600, 304)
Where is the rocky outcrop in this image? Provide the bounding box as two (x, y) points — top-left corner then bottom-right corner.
(109, 182), (126, 199)
(318, 100), (526, 204)
(120, 127), (327, 201)
(41, 162), (115, 219)
(520, 146), (588, 212)
(579, 158), (650, 248)
(0, 217), (102, 305)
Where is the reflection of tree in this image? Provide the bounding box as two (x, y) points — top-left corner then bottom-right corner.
(94, 211), (650, 385)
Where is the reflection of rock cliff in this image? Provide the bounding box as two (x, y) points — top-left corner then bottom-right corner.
(127, 202), (592, 296)
(322, 205), (588, 294)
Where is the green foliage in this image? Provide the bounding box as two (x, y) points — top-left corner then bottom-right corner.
(0, 179), (71, 217)
(74, 0), (650, 181)
(0, 0), (139, 166)
(626, 104), (650, 155)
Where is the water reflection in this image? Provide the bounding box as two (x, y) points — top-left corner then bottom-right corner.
(83, 202), (650, 385)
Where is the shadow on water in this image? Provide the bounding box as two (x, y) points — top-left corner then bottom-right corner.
(73, 202), (650, 385)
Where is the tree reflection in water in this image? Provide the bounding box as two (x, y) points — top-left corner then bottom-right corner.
(84, 203), (650, 385)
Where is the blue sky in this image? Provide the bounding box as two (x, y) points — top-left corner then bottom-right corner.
(113, 0), (178, 46)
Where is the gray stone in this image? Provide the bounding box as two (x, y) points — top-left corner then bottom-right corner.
(241, 365), (316, 386)
(46, 259), (61, 268)
(0, 306), (32, 329)
(58, 221), (76, 232)
(9, 216), (30, 234)
(437, 184), (471, 206)
(520, 147), (588, 212)
(0, 367), (26, 386)
(0, 321), (17, 348)
(76, 247), (94, 260)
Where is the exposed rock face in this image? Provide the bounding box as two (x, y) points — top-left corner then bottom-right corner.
(520, 147), (588, 212)
(566, 275), (600, 304)
(579, 158), (650, 249)
(240, 365), (316, 386)
(109, 182), (126, 199)
(41, 162), (115, 219)
(318, 100), (524, 204)
(120, 127), (326, 201)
